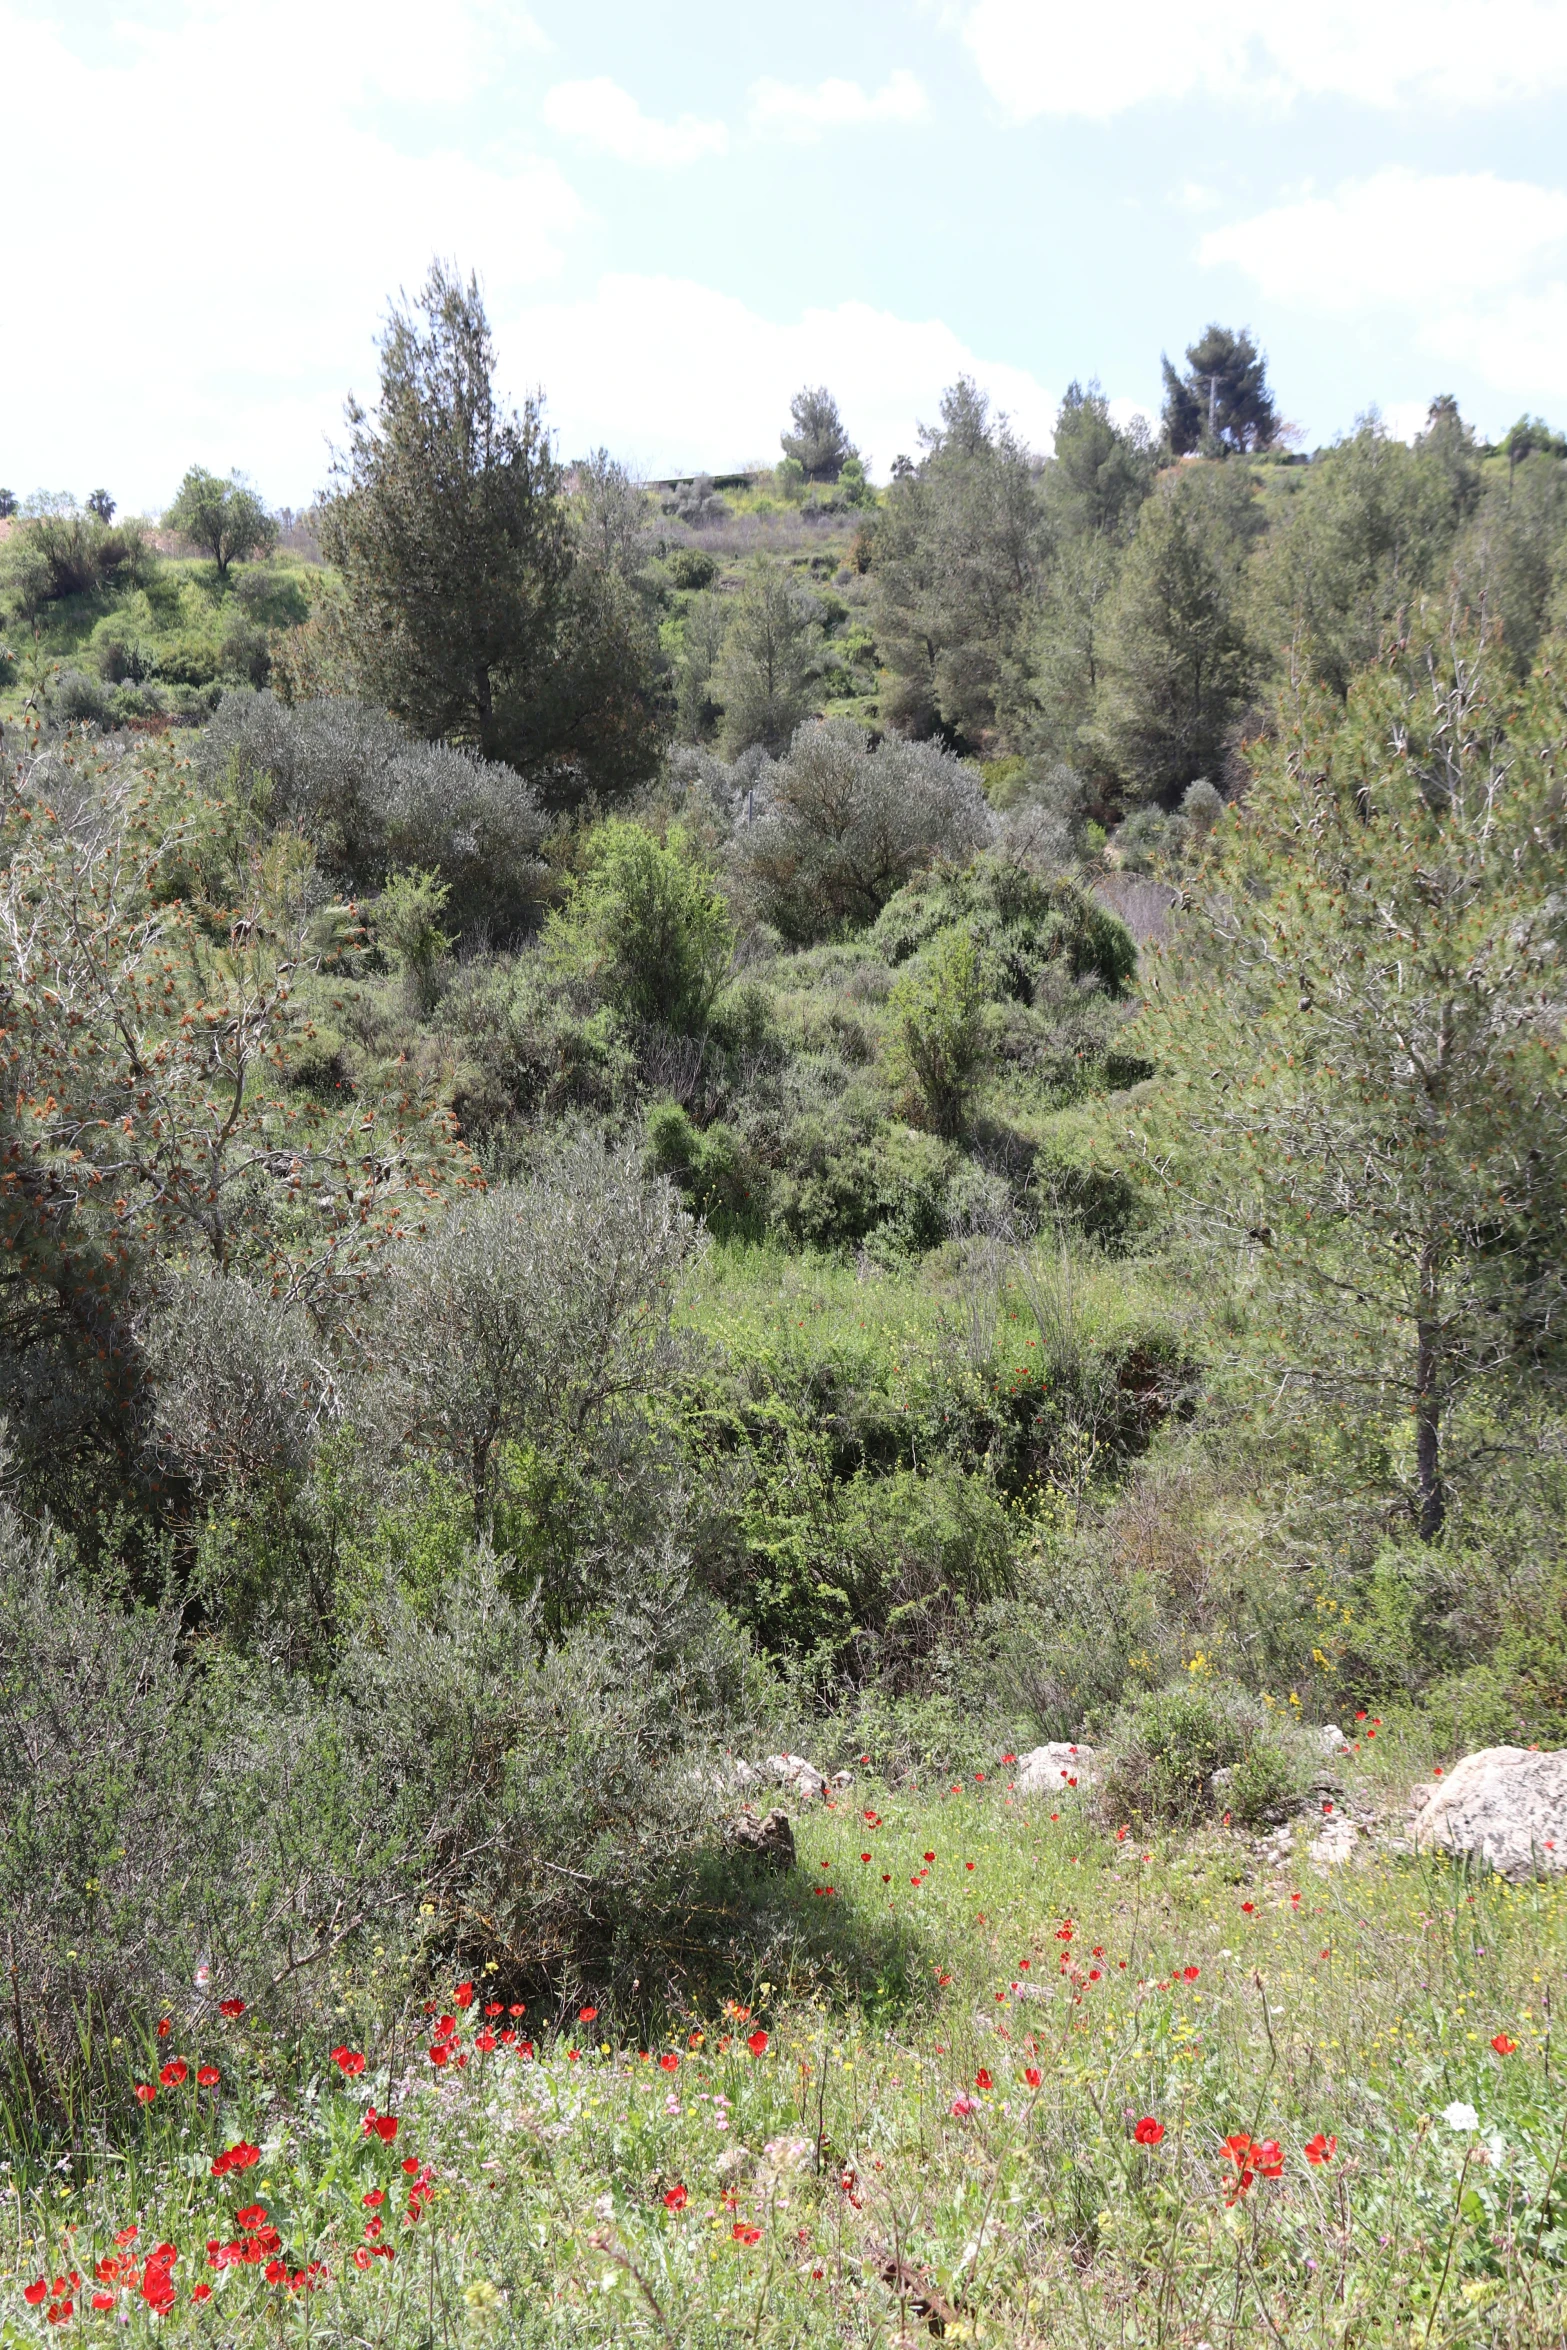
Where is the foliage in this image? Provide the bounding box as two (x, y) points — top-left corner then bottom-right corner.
(546, 818), (734, 1034)
(1100, 1676), (1309, 1826)
(780, 384), (858, 483)
(164, 468), (277, 578)
(1161, 322), (1279, 455)
(885, 927), (995, 1137)
(1132, 626), (1567, 1536)
(731, 718), (995, 941)
(714, 558), (820, 755)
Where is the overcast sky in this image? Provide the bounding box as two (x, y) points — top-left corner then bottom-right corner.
(5, 0), (1567, 512)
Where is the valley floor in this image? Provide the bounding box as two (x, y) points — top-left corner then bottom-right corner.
(10, 1744), (1567, 2348)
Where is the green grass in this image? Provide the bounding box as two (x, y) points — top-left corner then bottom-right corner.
(11, 1748), (1567, 2346)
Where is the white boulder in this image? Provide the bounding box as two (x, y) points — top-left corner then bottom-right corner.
(765, 1752), (827, 1801)
(1409, 1745), (1567, 1880)
(1014, 1742), (1097, 1797)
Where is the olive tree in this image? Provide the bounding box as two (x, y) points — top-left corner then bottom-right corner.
(164, 467), (276, 576)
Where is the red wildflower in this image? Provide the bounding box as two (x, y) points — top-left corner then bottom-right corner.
(196, 2065), (220, 2087)
(362, 2190), (385, 2209)
(159, 2059), (188, 2086)
(659, 2052), (679, 2071)
(402, 2157), (420, 2175)
(485, 2001), (503, 2016)
(975, 2068), (993, 2090)
(518, 2040), (534, 2060)
(664, 2184), (688, 2211)
(191, 2282), (212, 2303)
(861, 1852), (871, 1862)
(156, 2019), (172, 2038)
(566, 2048), (580, 2063)
(218, 1999), (245, 2019)
(1182, 1966), (1200, 1982)
(114, 2230), (136, 2250)
(364, 2111), (399, 2143)
(1493, 2033), (1518, 2055)
(509, 2002), (526, 2017)
(1134, 2117), (1165, 2146)
(1256, 2140), (1284, 2177)
(1304, 2133), (1337, 2164)
(352, 2249), (373, 2271)
(235, 2206), (268, 2230)
(211, 2141), (260, 2178)
(965, 1861), (975, 1870)
(732, 2224), (762, 2246)
(91, 2294), (115, 2312)
(428, 2045), (449, 2067)
(747, 2029), (769, 2057)
(475, 2030), (497, 2052)
(924, 1851), (935, 1863)
(454, 1982), (474, 2008)
(331, 2047), (366, 2076)
(133, 2083), (156, 2104)
(579, 2006), (598, 2024)
(1024, 2066), (1042, 2088)
(25, 2281), (47, 2307)
(1241, 1902), (1255, 1915)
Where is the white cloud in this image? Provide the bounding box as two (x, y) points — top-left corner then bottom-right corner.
(958, 0), (1567, 117)
(495, 275), (1061, 475)
(0, 1), (578, 511)
(1200, 169), (1567, 403)
(748, 69), (929, 139)
(542, 77), (728, 166)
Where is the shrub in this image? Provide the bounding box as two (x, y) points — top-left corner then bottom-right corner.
(546, 818), (734, 1035)
(732, 718), (996, 942)
(885, 928), (995, 1137)
(871, 856), (1136, 999)
(197, 692), (546, 940)
(1100, 1679), (1309, 1828)
(668, 547), (718, 591)
(375, 866), (453, 1012)
(51, 668), (115, 728)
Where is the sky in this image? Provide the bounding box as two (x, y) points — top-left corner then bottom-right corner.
(4, 0), (1567, 513)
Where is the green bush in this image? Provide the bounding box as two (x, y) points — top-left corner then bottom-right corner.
(547, 818), (734, 1035)
(668, 548), (718, 591)
(1100, 1678), (1310, 1828)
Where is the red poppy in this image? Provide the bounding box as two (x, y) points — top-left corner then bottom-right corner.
(364, 2111), (399, 2143)
(1024, 2066), (1042, 2088)
(219, 1999), (245, 2019)
(156, 2019), (172, 2038)
(1304, 2133), (1336, 2164)
(91, 2293), (115, 2312)
(1241, 1901), (1255, 1914)
(731, 2224), (762, 2246)
(485, 2001), (503, 2017)
(566, 2048), (580, 2063)
(332, 2047), (366, 2076)
(924, 1852), (935, 1863)
(159, 2059), (188, 2086)
(1256, 2140), (1283, 2177)
(861, 1852), (871, 1862)
(196, 2065), (220, 2087)
(190, 2282), (212, 2303)
(747, 2030), (769, 2057)
(133, 2083), (156, 2104)
(519, 2040), (534, 2060)
(428, 2045), (449, 2067)
(475, 2030), (497, 2052)
(664, 2184), (688, 2211)
(211, 2141), (260, 2177)
(25, 2282), (47, 2307)
(454, 1982), (474, 2007)
(659, 2052), (679, 2071)
(1182, 1966), (1200, 1982)
(509, 2001), (526, 2016)
(579, 2006), (598, 2024)
(965, 1861), (975, 1870)
(1493, 2033), (1518, 2055)
(1134, 2116), (1165, 2145)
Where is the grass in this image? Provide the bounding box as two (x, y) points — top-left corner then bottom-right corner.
(10, 1740), (1567, 2346)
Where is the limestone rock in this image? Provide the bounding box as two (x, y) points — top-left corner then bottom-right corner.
(765, 1751), (827, 1801)
(729, 1807), (797, 1872)
(1409, 1745), (1567, 1880)
(1014, 1742), (1097, 1797)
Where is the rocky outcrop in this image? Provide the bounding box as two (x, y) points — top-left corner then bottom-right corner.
(1410, 1746), (1567, 1880)
(1014, 1743), (1097, 1797)
(729, 1807), (797, 1871)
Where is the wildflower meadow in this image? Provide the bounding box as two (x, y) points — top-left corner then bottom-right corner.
(7, 1735), (1567, 2348)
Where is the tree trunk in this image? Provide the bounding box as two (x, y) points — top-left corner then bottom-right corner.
(1415, 1240), (1444, 1540)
